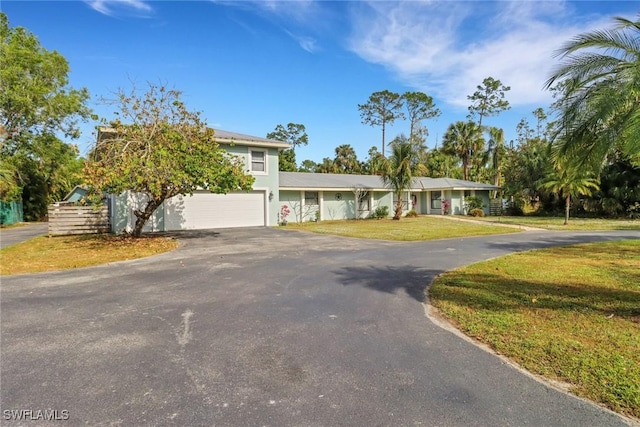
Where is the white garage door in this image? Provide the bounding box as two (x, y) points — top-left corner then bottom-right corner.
(164, 191), (266, 230)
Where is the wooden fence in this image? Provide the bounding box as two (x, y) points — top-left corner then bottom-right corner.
(48, 204), (110, 236)
(489, 199), (503, 216)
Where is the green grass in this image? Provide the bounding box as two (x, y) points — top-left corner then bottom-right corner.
(1, 234), (178, 275)
(284, 216), (520, 241)
(0, 221), (29, 229)
(471, 215), (640, 231)
(429, 240), (640, 418)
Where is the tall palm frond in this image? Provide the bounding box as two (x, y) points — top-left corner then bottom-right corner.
(546, 16), (640, 170)
(379, 141), (417, 220)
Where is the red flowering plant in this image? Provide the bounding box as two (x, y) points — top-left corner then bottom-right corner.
(280, 204), (291, 225)
(442, 199), (451, 215)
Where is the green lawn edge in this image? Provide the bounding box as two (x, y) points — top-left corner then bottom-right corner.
(428, 240), (640, 419)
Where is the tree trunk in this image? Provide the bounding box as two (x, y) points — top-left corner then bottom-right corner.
(564, 195), (570, 225)
(132, 198), (163, 237)
(393, 195), (403, 220)
(462, 157), (469, 181)
(381, 122), (386, 158)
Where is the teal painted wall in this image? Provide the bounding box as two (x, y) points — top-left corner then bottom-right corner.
(373, 192), (393, 217)
(450, 190), (463, 215)
(222, 143), (280, 226)
(279, 190), (302, 224)
(323, 191), (355, 220)
(478, 191), (491, 215)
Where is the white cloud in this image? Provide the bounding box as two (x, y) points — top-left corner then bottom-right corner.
(214, 0), (324, 52)
(347, 1), (615, 108)
(86, 0), (153, 17)
(285, 30), (318, 53)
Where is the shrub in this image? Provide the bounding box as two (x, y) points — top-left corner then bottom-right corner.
(369, 205), (389, 219)
(505, 199), (524, 216)
(279, 204), (291, 225)
(468, 208), (485, 217)
(442, 199), (451, 215)
(405, 209), (418, 218)
(464, 196), (485, 213)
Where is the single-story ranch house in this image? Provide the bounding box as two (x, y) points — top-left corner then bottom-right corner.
(104, 129), (499, 233)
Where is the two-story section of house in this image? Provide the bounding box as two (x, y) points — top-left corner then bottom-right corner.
(108, 128), (289, 233)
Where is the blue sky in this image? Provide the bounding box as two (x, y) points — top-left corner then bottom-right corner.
(3, 1), (636, 164)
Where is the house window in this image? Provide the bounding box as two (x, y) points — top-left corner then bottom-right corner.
(305, 191), (318, 205)
(358, 191), (370, 211)
(431, 192), (442, 209)
(250, 150), (266, 173)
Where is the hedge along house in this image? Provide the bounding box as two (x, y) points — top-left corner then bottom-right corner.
(278, 172), (500, 223)
(109, 129), (289, 233)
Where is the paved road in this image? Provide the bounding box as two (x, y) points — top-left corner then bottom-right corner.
(0, 222), (48, 249)
(1, 228), (638, 426)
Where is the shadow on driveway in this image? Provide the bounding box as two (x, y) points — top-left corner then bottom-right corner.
(333, 266), (443, 302)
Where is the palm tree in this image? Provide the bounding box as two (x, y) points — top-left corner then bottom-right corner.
(486, 127), (505, 197)
(442, 121), (484, 181)
(539, 164), (599, 225)
(316, 157), (338, 174)
(333, 144), (361, 174)
(545, 16), (640, 170)
(378, 141), (417, 220)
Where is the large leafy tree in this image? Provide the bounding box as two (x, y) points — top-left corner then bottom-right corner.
(298, 159), (318, 173)
(586, 154), (640, 217)
(378, 141), (417, 220)
(539, 164), (599, 225)
(266, 123), (308, 172)
(315, 157), (338, 174)
(402, 91), (440, 142)
(441, 121), (484, 181)
(0, 13), (90, 218)
(503, 136), (553, 211)
(545, 16), (640, 169)
(358, 90), (405, 157)
(14, 134), (84, 220)
(422, 148), (462, 179)
(0, 13), (90, 154)
(467, 77), (511, 128)
(84, 83), (254, 237)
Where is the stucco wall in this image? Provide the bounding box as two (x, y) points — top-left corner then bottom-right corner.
(322, 191), (355, 220)
(223, 144), (280, 226)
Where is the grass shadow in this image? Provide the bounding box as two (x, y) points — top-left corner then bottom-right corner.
(431, 272), (640, 320)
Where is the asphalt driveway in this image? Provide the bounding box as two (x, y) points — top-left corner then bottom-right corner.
(0, 222), (48, 249)
(1, 228), (638, 426)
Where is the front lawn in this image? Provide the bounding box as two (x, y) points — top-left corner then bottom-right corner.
(429, 240), (640, 418)
(1, 234), (178, 275)
(471, 215), (639, 231)
(285, 216), (519, 241)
